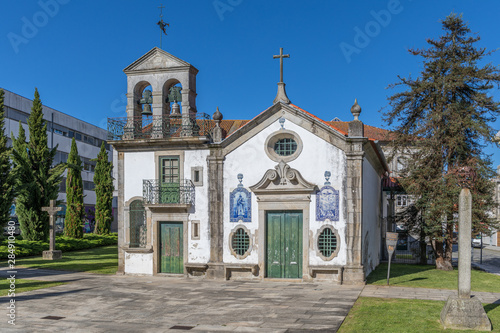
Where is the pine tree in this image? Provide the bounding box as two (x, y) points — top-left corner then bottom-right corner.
(11, 88), (66, 241)
(93, 142), (113, 234)
(383, 14), (500, 270)
(0, 89), (15, 228)
(64, 138), (84, 238)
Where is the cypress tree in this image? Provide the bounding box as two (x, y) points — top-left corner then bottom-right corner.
(0, 89), (15, 228)
(11, 88), (66, 241)
(64, 138), (84, 238)
(93, 142), (113, 234)
(383, 14), (500, 270)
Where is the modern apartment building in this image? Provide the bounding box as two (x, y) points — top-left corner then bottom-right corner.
(2, 88), (117, 232)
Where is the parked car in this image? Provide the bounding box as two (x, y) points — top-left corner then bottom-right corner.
(472, 236), (482, 248)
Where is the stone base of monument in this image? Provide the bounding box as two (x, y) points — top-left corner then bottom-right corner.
(42, 250), (62, 260)
(441, 296), (491, 331)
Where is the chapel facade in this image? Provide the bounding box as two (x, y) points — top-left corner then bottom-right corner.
(109, 47), (390, 284)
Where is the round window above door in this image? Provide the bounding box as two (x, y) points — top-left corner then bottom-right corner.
(265, 129), (303, 163)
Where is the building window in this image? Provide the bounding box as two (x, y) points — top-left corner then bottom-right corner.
(129, 200), (146, 248)
(274, 138), (297, 156)
(316, 225), (340, 260)
(75, 132), (82, 141)
(397, 195), (408, 207)
(264, 129), (303, 163)
(191, 220), (200, 240)
(191, 166), (203, 186)
(230, 226), (251, 259)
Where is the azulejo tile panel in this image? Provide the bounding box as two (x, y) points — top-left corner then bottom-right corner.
(316, 185), (339, 221)
(230, 187), (251, 222)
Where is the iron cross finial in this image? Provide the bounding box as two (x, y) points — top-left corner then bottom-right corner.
(273, 47), (290, 83)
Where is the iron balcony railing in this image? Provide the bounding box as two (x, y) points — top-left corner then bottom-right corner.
(107, 113), (213, 141)
(143, 179), (195, 206)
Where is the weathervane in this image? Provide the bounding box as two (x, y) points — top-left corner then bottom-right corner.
(157, 4), (169, 49)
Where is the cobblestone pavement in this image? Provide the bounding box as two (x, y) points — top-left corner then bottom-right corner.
(0, 268), (363, 332)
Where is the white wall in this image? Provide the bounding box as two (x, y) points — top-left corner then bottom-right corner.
(223, 117), (348, 266)
(124, 252), (153, 275)
(184, 149), (210, 263)
(362, 157), (382, 276)
(124, 152), (156, 203)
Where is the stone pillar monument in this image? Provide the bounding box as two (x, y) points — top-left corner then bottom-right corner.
(344, 99), (366, 284)
(440, 188), (491, 331)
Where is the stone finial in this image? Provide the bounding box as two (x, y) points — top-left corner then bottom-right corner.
(237, 173), (243, 187)
(350, 99), (362, 121)
(212, 107), (224, 143)
(213, 106), (223, 123)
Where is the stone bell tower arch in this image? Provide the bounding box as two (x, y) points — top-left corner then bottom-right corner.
(123, 47), (199, 122)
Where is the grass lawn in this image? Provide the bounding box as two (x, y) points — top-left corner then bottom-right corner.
(13, 245), (118, 275)
(368, 263), (500, 292)
(339, 297), (500, 332)
(0, 278), (66, 296)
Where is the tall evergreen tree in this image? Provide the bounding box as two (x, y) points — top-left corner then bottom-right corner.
(64, 138), (84, 238)
(93, 142), (113, 234)
(383, 14), (500, 270)
(0, 89), (15, 228)
(11, 88), (66, 241)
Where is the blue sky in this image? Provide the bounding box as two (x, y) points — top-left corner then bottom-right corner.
(1, 0), (500, 165)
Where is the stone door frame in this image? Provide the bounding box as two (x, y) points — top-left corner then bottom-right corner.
(257, 196), (311, 280)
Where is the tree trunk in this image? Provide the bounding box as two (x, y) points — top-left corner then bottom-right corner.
(418, 219), (427, 265)
(433, 239), (453, 271)
(444, 222), (454, 268)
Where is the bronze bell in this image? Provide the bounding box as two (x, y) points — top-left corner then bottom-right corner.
(170, 101), (181, 117)
(141, 103), (152, 116)
(140, 89), (153, 116)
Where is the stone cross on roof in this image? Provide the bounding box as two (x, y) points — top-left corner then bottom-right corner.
(272, 47), (291, 105)
(273, 47), (290, 83)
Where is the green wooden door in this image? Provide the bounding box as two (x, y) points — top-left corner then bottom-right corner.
(266, 211), (303, 278)
(160, 156), (180, 204)
(160, 222), (183, 274)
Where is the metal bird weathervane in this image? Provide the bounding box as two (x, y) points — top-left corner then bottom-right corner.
(157, 4), (169, 49)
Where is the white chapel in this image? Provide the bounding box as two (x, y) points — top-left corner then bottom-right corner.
(109, 47), (390, 284)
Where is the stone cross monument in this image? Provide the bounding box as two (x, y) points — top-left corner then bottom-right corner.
(42, 200), (62, 260)
(440, 188), (491, 330)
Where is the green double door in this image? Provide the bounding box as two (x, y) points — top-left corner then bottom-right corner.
(160, 222), (183, 274)
(266, 211), (303, 279)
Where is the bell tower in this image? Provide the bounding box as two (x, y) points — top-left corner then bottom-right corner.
(122, 47), (199, 137)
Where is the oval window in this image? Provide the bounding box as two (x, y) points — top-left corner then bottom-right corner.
(318, 227), (338, 258)
(231, 228), (250, 257)
(274, 138), (298, 156)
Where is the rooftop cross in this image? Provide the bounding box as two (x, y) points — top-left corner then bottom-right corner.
(273, 47), (290, 83)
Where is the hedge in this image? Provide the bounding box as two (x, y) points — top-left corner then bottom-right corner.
(1, 233), (117, 259)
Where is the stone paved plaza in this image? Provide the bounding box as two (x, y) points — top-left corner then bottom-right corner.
(2, 267), (499, 332)
(0, 268), (363, 332)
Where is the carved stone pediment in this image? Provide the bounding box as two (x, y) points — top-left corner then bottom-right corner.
(124, 47), (192, 73)
(249, 161), (316, 194)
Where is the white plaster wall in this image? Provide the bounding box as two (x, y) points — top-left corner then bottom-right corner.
(124, 252), (153, 275)
(362, 157), (382, 276)
(123, 152), (156, 203)
(223, 117), (348, 266)
(184, 149), (210, 263)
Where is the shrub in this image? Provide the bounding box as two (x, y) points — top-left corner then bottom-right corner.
(0, 233), (117, 259)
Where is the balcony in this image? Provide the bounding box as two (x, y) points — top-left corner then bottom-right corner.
(143, 179), (195, 208)
(107, 114), (213, 141)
